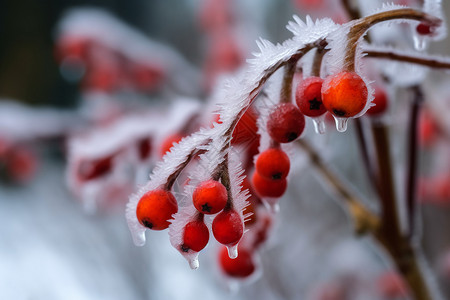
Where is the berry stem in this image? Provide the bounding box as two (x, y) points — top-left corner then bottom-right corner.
(279, 59), (296, 103)
(364, 48), (450, 70)
(310, 40), (328, 77)
(164, 148), (203, 190)
(344, 9), (441, 71)
(405, 85), (423, 240)
(296, 139), (379, 235)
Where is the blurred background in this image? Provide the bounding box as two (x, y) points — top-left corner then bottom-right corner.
(1, 0), (450, 299)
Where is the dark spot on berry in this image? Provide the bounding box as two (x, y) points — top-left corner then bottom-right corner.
(333, 109), (346, 117)
(286, 132), (298, 142)
(181, 244), (189, 252)
(142, 219), (153, 229)
(308, 98), (322, 110)
(201, 203), (212, 213)
(271, 173), (282, 180)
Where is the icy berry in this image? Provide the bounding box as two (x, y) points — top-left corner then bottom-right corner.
(252, 171), (287, 198)
(136, 189), (178, 230)
(366, 86), (388, 116)
(295, 76), (327, 117)
(219, 246), (255, 278)
(267, 103), (305, 143)
(212, 208), (244, 246)
(193, 180), (228, 214)
(256, 148), (290, 180)
(181, 219), (209, 252)
(321, 71), (368, 118)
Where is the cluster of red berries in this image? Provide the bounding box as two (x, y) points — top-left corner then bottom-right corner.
(136, 179), (243, 253)
(56, 35), (165, 93)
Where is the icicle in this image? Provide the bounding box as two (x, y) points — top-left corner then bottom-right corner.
(130, 229), (146, 247)
(187, 254), (200, 270)
(334, 117), (348, 132)
(262, 198), (280, 213)
(413, 35), (428, 51)
(227, 244), (238, 259)
(312, 115), (326, 134)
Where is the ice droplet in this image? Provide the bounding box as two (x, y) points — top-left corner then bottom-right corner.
(188, 257), (199, 270)
(227, 244), (238, 259)
(334, 117), (348, 132)
(131, 229), (146, 247)
(413, 35), (428, 51)
(262, 198), (280, 213)
(312, 116), (326, 134)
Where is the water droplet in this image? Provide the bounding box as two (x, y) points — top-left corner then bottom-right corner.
(188, 257), (199, 270)
(413, 35), (428, 51)
(312, 116), (326, 134)
(227, 244), (238, 259)
(334, 117), (348, 132)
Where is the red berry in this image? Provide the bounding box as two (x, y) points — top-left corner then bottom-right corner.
(267, 103), (305, 143)
(160, 133), (184, 157)
(219, 246), (255, 278)
(321, 71), (368, 118)
(416, 22), (434, 35)
(193, 180), (228, 214)
(255, 148), (290, 180)
(366, 86), (388, 116)
(78, 155), (114, 181)
(232, 107), (259, 145)
(376, 271), (409, 299)
(137, 137), (152, 160)
(212, 208), (244, 246)
(181, 219), (209, 252)
(7, 147), (37, 183)
(136, 189), (178, 230)
(251, 171), (287, 198)
(295, 76), (327, 117)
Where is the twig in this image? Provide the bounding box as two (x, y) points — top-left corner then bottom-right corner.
(296, 139), (379, 235)
(406, 86), (424, 239)
(364, 48), (450, 70)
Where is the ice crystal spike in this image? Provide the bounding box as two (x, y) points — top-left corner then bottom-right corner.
(312, 116), (326, 135)
(227, 244), (238, 259)
(334, 117), (348, 133)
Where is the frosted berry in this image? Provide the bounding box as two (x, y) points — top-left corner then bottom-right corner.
(267, 103), (305, 143)
(295, 76), (327, 117)
(219, 246), (255, 278)
(136, 189), (178, 230)
(193, 180), (228, 214)
(322, 72), (368, 118)
(255, 148), (290, 180)
(181, 219), (209, 252)
(366, 86), (388, 116)
(252, 171), (287, 198)
(212, 208), (244, 246)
